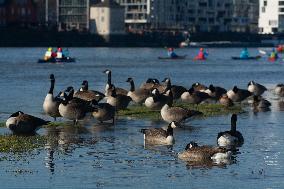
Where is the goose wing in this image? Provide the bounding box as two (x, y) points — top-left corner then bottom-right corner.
(141, 128), (167, 138)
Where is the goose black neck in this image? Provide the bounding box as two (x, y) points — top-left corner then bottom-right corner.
(166, 80), (172, 90)
(84, 82), (89, 90)
(167, 91), (173, 106)
(231, 119), (237, 133)
(166, 126), (173, 136)
(49, 79), (55, 94)
(129, 80), (135, 91)
(107, 72), (112, 85)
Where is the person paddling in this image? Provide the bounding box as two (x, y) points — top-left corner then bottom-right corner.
(44, 47), (52, 61)
(167, 48), (178, 58)
(269, 48), (279, 61)
(195, 48), (208, 60)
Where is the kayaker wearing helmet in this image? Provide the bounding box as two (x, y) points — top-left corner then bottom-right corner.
(167, 48), (178, 58)
(44, 47), (52, 60)
(240, 48), (249, 59)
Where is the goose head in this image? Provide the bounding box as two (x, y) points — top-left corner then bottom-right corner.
(126, 77), (134, 83)
(232, 86), (239, 93)
(146, 78), (160, 84)
(50, 74), (55, 81)
(247, 81), (255, 87)
(151, 88), (159, 96)
(208, 84), (216, 93)
(103, 69), (111, 74)
(185, 141), (198, 150)
(188, 87), (195, 94)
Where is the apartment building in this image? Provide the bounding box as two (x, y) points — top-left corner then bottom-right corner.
(259, 0), (284, 34)
(57, 0), (90, 31)
(115, 0), (237, 32)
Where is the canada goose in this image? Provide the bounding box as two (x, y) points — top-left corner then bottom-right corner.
(59, 87), (97, 125)
(219, 94), (234, 107)
(140, 78), (161, 90)
(192, 82), (207, 92)
(227, 86), (252, 102)
(181, 87), (211, 104)
(103, 69), (128, 96)
(247, 81), (267, 96)
(126, 77), (151, 104)
(74, 80), (105, 102)
(162, 78), (187, 99)
(161, 102), (202, 123)
(145, 88), (172, 110)
(92, 102), (116, 124)
(252, 96), (271, 111)
(217, 114), (244, 147)
(43, 74), (62, 121)
(178, 141), (232, 162)
(106, 86), (132, 110)
(275, 84), (284, 97)
(204, 84), (227, 100)
(141, 121), (178, 145)
(6, 111), (50, 134)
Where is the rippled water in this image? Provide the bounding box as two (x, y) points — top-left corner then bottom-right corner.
(0, 47), (284, 188)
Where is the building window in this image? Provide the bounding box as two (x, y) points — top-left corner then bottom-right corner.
(272, 27), (278, 33)
(280, 1), (284, 5)
(264, 0), (267, 6)
(262, 7), (265, 13)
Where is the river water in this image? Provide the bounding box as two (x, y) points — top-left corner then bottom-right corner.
(0, 47), (284, 188)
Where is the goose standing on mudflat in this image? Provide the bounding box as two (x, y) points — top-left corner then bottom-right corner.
(217, 114), (244, 147)
(59, 87), (97, 125)
(141, 121), (178, 145)
(227, 86), (252, 102)
(178, 141), (232, 162)
(162, 78), (187, 99)
(247, 81), (267, 96)
(6, 111), (50, 134)
(43, 74), (62, 121)
(74, 80), (105, 102)
(126, 77), (151, 104)
(161, 102), (202, 123)
(92, 102), (116, 124)
(103, 69), (128, 96)
(106, 86), (132, 110)
(145, 88), (172, 110)
(181, 87), (211, 104)
(275, 84), (284, 97)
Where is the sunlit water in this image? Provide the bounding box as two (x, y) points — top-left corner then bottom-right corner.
(0, 48), (284, 188)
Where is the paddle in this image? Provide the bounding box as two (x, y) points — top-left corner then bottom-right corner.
(259, 49), (267, 55)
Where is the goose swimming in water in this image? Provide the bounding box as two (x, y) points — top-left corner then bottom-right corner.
(6, 111), (50, 134)
(178, 141), (232, 163)
(141, 121), (178, 145)
(217, 114), (244, 147)
(275, 84), (284, 97)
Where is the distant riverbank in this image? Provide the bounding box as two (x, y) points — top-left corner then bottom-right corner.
(0, 28), (277, 47)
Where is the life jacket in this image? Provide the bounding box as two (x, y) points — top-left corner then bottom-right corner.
(45, 51), (51, 58)
(57, 52), (63, 59)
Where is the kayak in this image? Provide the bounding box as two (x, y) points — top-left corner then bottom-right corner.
(38, 57), (76, 63)
(194, 57), (206, 60)
(158, 55), (187, 60)
(231, 56), (261, 60)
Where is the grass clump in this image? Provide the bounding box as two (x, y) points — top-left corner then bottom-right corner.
(0, 135), (46, 153)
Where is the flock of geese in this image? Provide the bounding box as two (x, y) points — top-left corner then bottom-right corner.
(5, 69), (284, 164)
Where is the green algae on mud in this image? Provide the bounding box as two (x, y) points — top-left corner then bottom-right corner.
(0, 135), (46, 153)
(118, 103), (244, 120)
